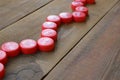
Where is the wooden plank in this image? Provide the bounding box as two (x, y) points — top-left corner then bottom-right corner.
(102, 51), (120, 80)
(0, 0), (118, 80)
(44, 2), (120, 80)
(0, 0), (53, 30)
(100, 4), (120, 80)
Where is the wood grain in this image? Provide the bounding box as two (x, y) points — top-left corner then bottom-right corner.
(0, 0), (119, 80)
(44, 2), (120, 80)
(102, 50), (120, 80)
(0, 0), (53, 30)
(100, 5), (120, 80)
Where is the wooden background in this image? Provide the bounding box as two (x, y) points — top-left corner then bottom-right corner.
(0, 0), (120, 80)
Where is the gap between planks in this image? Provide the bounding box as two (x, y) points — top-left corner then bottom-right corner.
(43, 1), (120, 80)
(0, 0), (54, 31)
(41, 0), (120, 80)
(1, 0), (119, 79)
(99, 2), (120, 80)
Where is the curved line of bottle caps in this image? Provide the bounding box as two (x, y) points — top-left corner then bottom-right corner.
(0, 0), (95, 79)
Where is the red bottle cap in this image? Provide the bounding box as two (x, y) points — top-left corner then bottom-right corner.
(71, 1), (84, 10)
(75, 6), (88, 15)
(37, 37), (55, 52)
(0, 63), (5, 79)
(1, 42), (20, 57)
(74, 0), (87, 5)
(20, 39), (38, 54)
(59, 12), (73, 23)
(72, 11), (86, 22)
(46, 15), (61, 26)
(0, 50), (8, 65)
(42, 21), (57, 31)
(86, 0), (95, 4)
(41, 29), (57, 41)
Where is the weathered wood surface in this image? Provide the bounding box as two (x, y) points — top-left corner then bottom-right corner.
(0, 0), (119, 80)
(103, 51), (120, 80)
(0, 0), (53, 30)
(44, 2), (120, 80)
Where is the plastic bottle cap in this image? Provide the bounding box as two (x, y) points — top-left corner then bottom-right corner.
(46, 15), (61, 26)
(0, 63), (5, 79)
(1, 42), (20, 57)
(74, 0), (87, 5)
(0, 50), (8, 65)
(20, 39), (37, 54)
(59, 12), (73, 23)
(41, 29), (57, 41)
(37, 37), (55, 52)
(75, 6), (88, 15)
(87, 0), (95, 4)
(42, 21), (57, 31)
(72, 11), (86, 22)
(71, 1), (84, 10)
